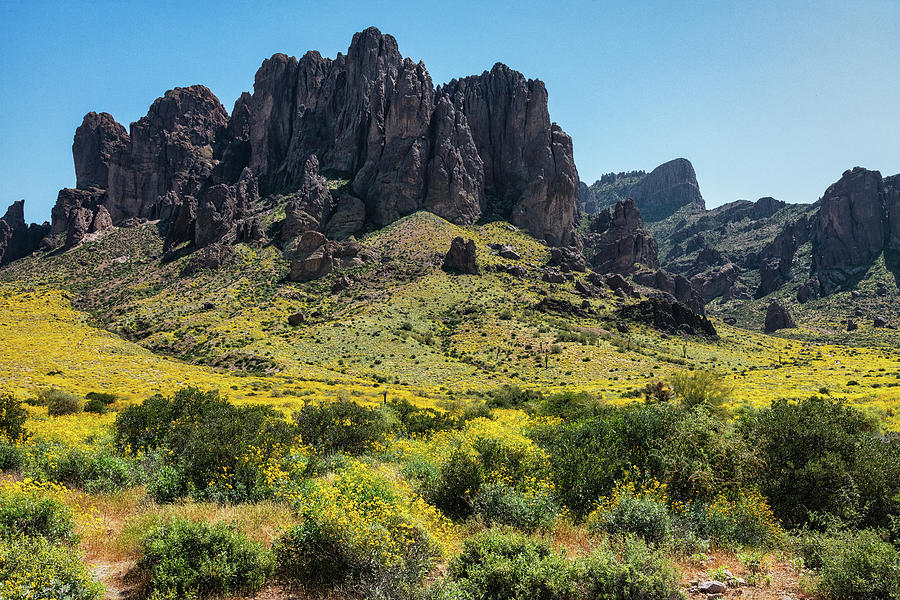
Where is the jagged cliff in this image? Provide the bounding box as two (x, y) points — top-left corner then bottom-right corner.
(9, 27), (578, 266)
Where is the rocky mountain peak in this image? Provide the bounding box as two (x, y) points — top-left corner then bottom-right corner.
(632, 158), (705, 221)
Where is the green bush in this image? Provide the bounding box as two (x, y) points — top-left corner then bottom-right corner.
(577, 536), (684, 600)
(0, 534), (104, 599)
(387, 398), (461, 436)
(741, 396), (900, 529)
(44, 389), (81, 416)
(147, 464), (185, 504)
(85, 391), (117, 405)
(84, 397), (109, 414)
(0, 482), (74, 543)
(139, 516), (273, 600)
(670, 370), (733, 415)
(531, 390), (606, 421)
(0, 394), (29, 442)
(114, 388), (298, 502)
(676, 491), (783, 548)
(795, 528), (900, 599)
(22, 442), (141, 492)
(588, 495), (672, 544)
(487, 385), (543, 409)
(0, 440), (24, 470)
(294, 399), (391, 455)
(473, 482), (558, 532)
(437, 529), (683, 600)
(444, 529), (576, 600)
(532, 403), (750, 519)
(430, 447), (484, 519)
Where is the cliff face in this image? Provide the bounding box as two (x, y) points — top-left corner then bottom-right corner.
(811, 167), (893, 293)
(0, 201), (50, 266)
(631, 158), (705, 221)
(47, 27), (580, 256)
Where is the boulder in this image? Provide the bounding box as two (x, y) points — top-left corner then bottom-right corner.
(287, 231), (333, 282)
(542, 269), (565, 284)
(498, 246), (521, 260)
(550, 246), (586, 272)
(442, 237), (479, 274)
(288, 311), (306, 326)
(180, 243), (235, 275)
(764, 301), (796, 332)
(874, 315), (888, 328)
(690, 262), (741, 302)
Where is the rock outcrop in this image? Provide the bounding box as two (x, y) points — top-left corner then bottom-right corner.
(584, 198), (659, 274)
(33, 27), (580, 273)
(619, 297), (717, 337)
(631, 158), (705, 221)
(0, 201), (50, 266)
(72, 112), (129, 190)
(812, 167), (891, 293)
(757, 215), (811, 297)
(442, 236), (479, 274)
(764, 301), (796, 332)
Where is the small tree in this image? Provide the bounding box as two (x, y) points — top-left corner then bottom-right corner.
(670, 370), (733, 416)
(0, 394), (29, 442)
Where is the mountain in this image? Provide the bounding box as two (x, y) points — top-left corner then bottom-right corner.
(578, 157), (704, 221)
(0, 27), (581, 275)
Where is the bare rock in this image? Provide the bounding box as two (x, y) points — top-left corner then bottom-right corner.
(690, 262), (741, 302)
(585, 198), (659, 274)
(0, 200), (50, 265)
(764, 301), (796, 332)
(442, 236), (479, 274)
(619, 296), (717, 337)
(550, 246), (586, 272)
(288, 311), (306, 326)
(72, 112), (129, 189)
(324, 194), (366, 240)
(631, 158), (705, 221)
(90, 205), (113, 233)
(283, 155), (333, 239)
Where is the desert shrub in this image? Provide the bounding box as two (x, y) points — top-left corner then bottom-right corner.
(22, 442), (141, 492)
(294, 399), (391, 455)
(677, 491), (783, 548)
(794, 528), (900, 599)
(532, 403), (749, 519)
(139, 516), (273, 600)
(114, 387), (298, 502)
(0, 440), (24, 470)
(486, 384), (543, 409)
(576, 535), (683, 600)
(85, 391), (117, 405)
(531, 390), (606, 421)
(587, 481), (672, 545)
(670, 370), (733, 415)
(442, 529), (576, 600)
(44, 389), (81, 416)
(435, 529), (682, 600)
(472, 482), (559, 532)
(275, 459), (450, 598)
(0, 534), (104, 600)
(405, 415), (555, 522)
(147, 464), (184, 504)
(387, 398), (460, 435)
(0, 394), (29, 442)
(741, 396), (900, 529)
(0, 479), (74, 542)
(84, 391), (117, 414)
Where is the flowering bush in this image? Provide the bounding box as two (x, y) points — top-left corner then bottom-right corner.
(0, 478), (74, 543)
(587, 479), (672, 544)
(275, 458), (453, 598)
(0, 534), (104, 600)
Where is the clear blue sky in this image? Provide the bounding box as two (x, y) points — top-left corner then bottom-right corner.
(1, 0), (898, 222)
